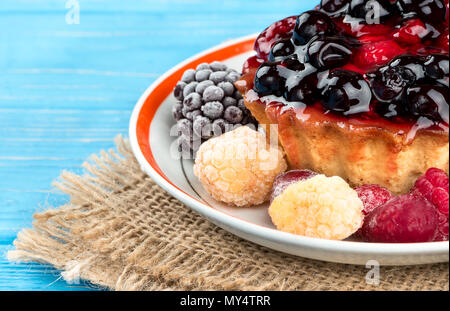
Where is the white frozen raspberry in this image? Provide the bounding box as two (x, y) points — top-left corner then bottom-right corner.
(269, 175), (364, 240)
(194, 126), (287, 207)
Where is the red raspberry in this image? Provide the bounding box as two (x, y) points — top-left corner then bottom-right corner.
(393, 19), (428, 45)
(353, 40), (406, 69)
(356, 184), (394, 216)
(361, 193), (439, 243)
(435, 212), (450, 241)
(414, 168), (449, 216)
(254, 16), (297, 61)
(412, 168), (449, 241)
(353, 184), (393, 238)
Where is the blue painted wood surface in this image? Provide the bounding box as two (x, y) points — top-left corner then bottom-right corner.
(0, 0), (312, 291)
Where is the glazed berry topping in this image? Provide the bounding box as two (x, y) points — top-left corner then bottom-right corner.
(320, 0), (350, 16)
(254, 16), (297, 60)
(349, 0), (398, 23)
(269, 38), (296, 62)
(254, 63), (287, 97)
(406, 84), (449, 123)
(249, 1), (449, 128)
(307, 36), (354, 69)
(293, 11), (336, 45)
(397, 0), (447, 23)
(322, 69), (372, 114)
(361, 193), (439, 243)
(369, 66), (415, 103)
(424, 54), (449, 85)
(284, 65), (319, 104)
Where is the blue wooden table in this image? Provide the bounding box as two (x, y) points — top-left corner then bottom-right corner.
(0, 0), (311, 291)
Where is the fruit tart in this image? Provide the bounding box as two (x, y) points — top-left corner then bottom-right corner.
(236, 0), (450, 194)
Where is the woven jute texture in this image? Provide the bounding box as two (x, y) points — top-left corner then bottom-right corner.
(7, 136), (449, 291)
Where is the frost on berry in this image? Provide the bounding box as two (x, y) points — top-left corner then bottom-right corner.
(412, 168), (449, 241)
(270, 170), (318, 204)
(193, 126), (287, 207)
(356, 184), (393, 216)
(361, 193), (439, 243)
(269, 175), (364, 240)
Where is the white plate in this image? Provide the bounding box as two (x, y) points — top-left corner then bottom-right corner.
(129, 34), (449, 265)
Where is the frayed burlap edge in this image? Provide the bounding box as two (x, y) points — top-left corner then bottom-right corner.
(7, 135), (449, 291)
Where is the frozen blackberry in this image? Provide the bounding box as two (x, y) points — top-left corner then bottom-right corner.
(193, 116), (212, 139)
(171, 63), (259, 153)
(224, 106), (243, 124)
(195, 80), (214, 95)
(203, 85), (225, 102)
(183, 92), (202, 111)
(177, 119), (192, 137)
(195, 69), (213, 82)
(210, 71), (228, 84)
(172, 102), (183, 121)
(202, 101), (224, 119)
(181, 69), (196, 83)
(210, 61), (228, 72)
(184, 109), (202, 121)
(226, 71), (241, 83)
(218, 81), (235, 96)
(174, 82), (186, 101)
(223, 96), (237, 108)
(183, 82), (198, 98)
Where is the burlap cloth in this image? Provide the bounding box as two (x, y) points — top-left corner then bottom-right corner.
(7, 136), (449, 291)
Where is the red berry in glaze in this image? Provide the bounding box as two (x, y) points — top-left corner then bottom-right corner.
(361, 193), (439, 243)
(254, 16), (297, 60)
(270, 170), (318, 203)
(293, 11), (336, 45)
(242, 56), (263, 75)
(353, 40), (406, 69)
(393, 19), (428, 44)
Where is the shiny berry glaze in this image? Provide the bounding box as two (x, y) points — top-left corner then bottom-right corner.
(243, 1), (449, 136)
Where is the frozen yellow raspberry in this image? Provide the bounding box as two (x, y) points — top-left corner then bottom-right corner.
(194, 126), (287, 207)
(269, 175), (364, 240)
